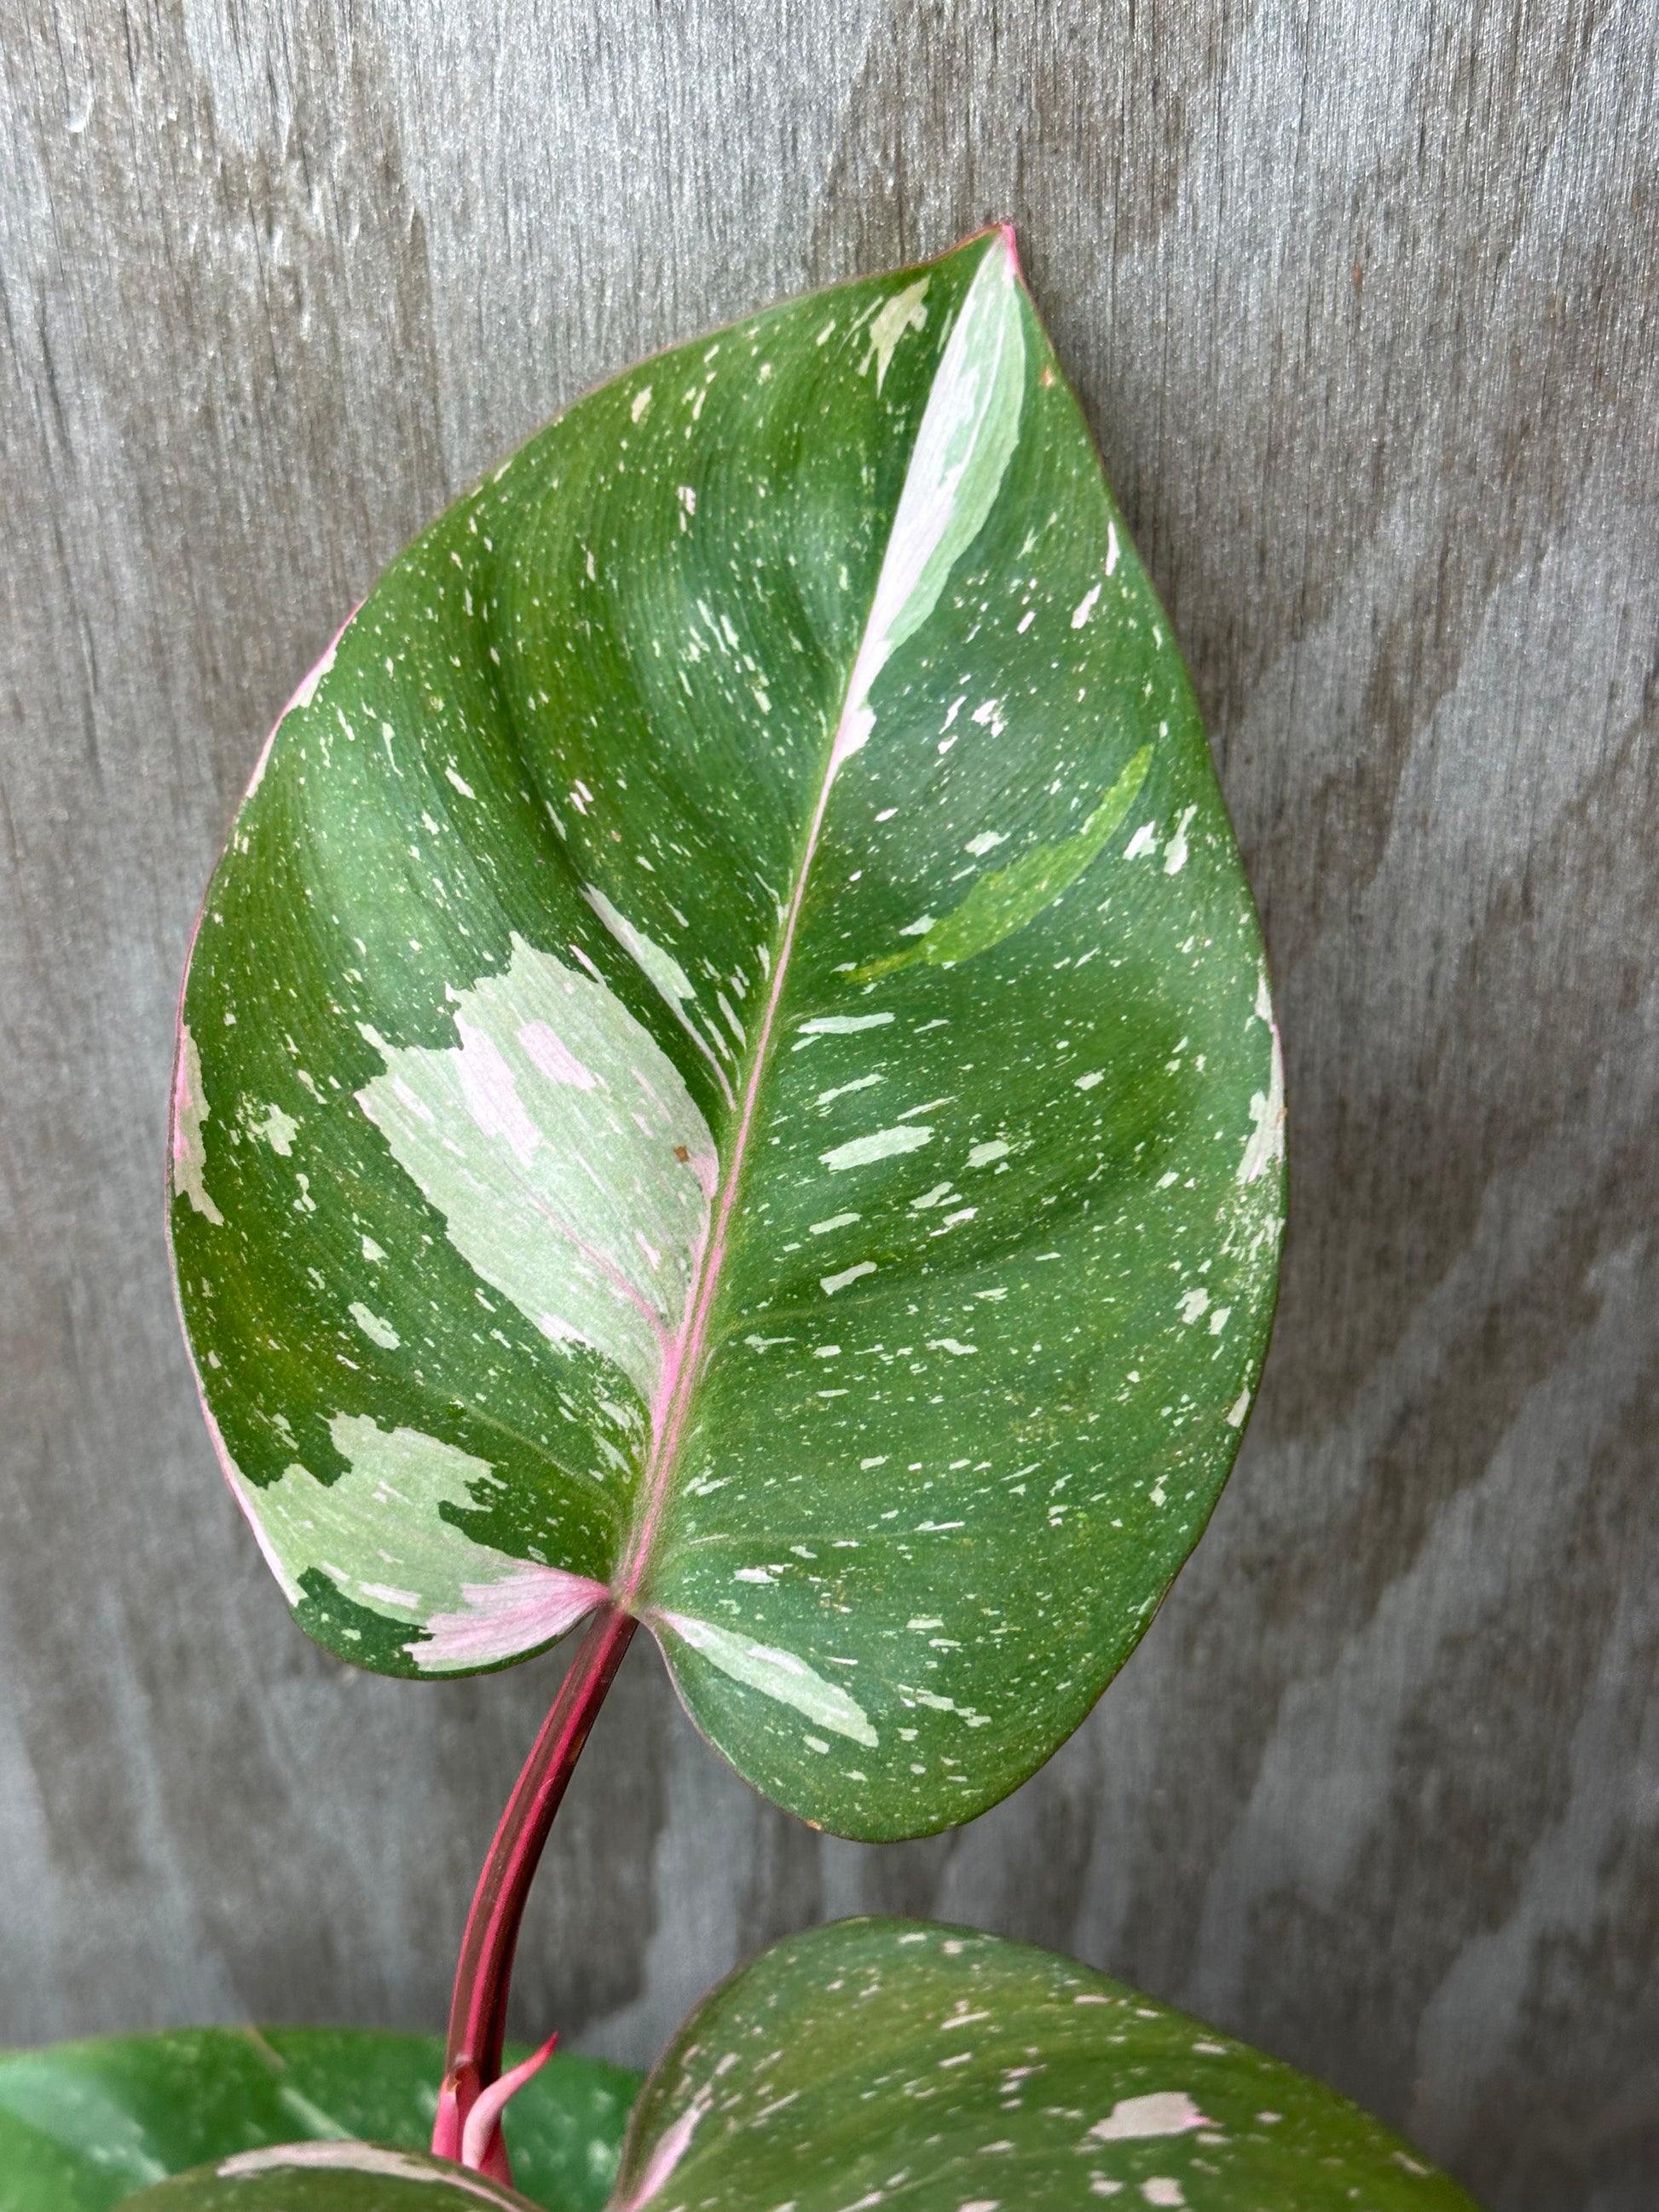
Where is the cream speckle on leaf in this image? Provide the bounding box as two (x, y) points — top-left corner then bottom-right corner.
(1162, 804), (1196, 875)
(795, 1011), (894, 1044)
(349, 1301), (400, 1349)
(859, 274), (930, 392)
(251, 1101), (299, 1155)
(1238, 1003), (1286, 1186)
(1089, 2092), (1211, 2142)
(820, 1125), (934, 1171)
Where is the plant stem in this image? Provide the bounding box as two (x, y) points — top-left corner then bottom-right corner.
(432, 1603), (638, 2180)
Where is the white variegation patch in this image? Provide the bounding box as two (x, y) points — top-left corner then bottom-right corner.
(859, 274), (929, 391)
(251, 1101), (298, 1155)
(223, 1412), (607, 1671)
(357, 934), (717, 1417)
(218, 2143), (522, 2203)
(612, 2088), (714, 2212)
(821, 1123), (933, 1170)
(1239, 967), (1286, 1186)
(170, 1023), (223, 1223)
(1089, 2091), (1211, 2142)
(583, 882), (735, 1102)
(288, 638), (337, 713)
(794, 1010), (893, 1045)
(830, 234), (1026, 772)
(583, 884), (698, 1012)
(659, 1613), (878, 1747)
(350, 1301), (399, 1349)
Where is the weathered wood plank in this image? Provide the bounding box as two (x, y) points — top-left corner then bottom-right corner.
(1, 4), (1655, 2206)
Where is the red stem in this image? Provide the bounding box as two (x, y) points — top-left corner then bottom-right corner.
(433, 1603), (638, 2180)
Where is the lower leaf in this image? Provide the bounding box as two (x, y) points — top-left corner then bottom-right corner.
(120, 2145), (537, 2209)
(609, 1919), (1478, 2212)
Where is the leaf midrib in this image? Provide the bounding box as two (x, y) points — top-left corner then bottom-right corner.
(611, 696), (854, 1613)
(609, 272), (983, 1617)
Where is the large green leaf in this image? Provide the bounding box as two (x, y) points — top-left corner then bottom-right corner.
(0, 2028), (638, 2212)
(610, 1920), (1477, 2212)
(170, 226), (1284, 1838)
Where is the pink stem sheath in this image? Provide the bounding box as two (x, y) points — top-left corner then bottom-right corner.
(433, 1604), (638, 2180)
(460, 2033), (560, 2173)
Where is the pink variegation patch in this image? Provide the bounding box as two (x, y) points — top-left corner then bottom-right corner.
(419, 1562), (610, 1672)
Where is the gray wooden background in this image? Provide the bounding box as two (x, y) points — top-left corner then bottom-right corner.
(3, 3), (1656, 2205)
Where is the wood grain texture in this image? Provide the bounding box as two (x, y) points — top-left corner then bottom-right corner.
(1, 4), (1653, 2207)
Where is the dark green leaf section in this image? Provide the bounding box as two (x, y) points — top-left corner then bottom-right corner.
(0, 2027), (639, 2212)
(171, 226), (1284, 1838)
(612, 1920), (1478, 2212)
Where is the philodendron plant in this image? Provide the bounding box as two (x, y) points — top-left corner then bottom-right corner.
(3, 228), (1477, 2212)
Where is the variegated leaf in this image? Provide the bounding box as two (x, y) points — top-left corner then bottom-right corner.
(170, 228), (1284, 1838)
(607, 1920), (1477, 2212)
